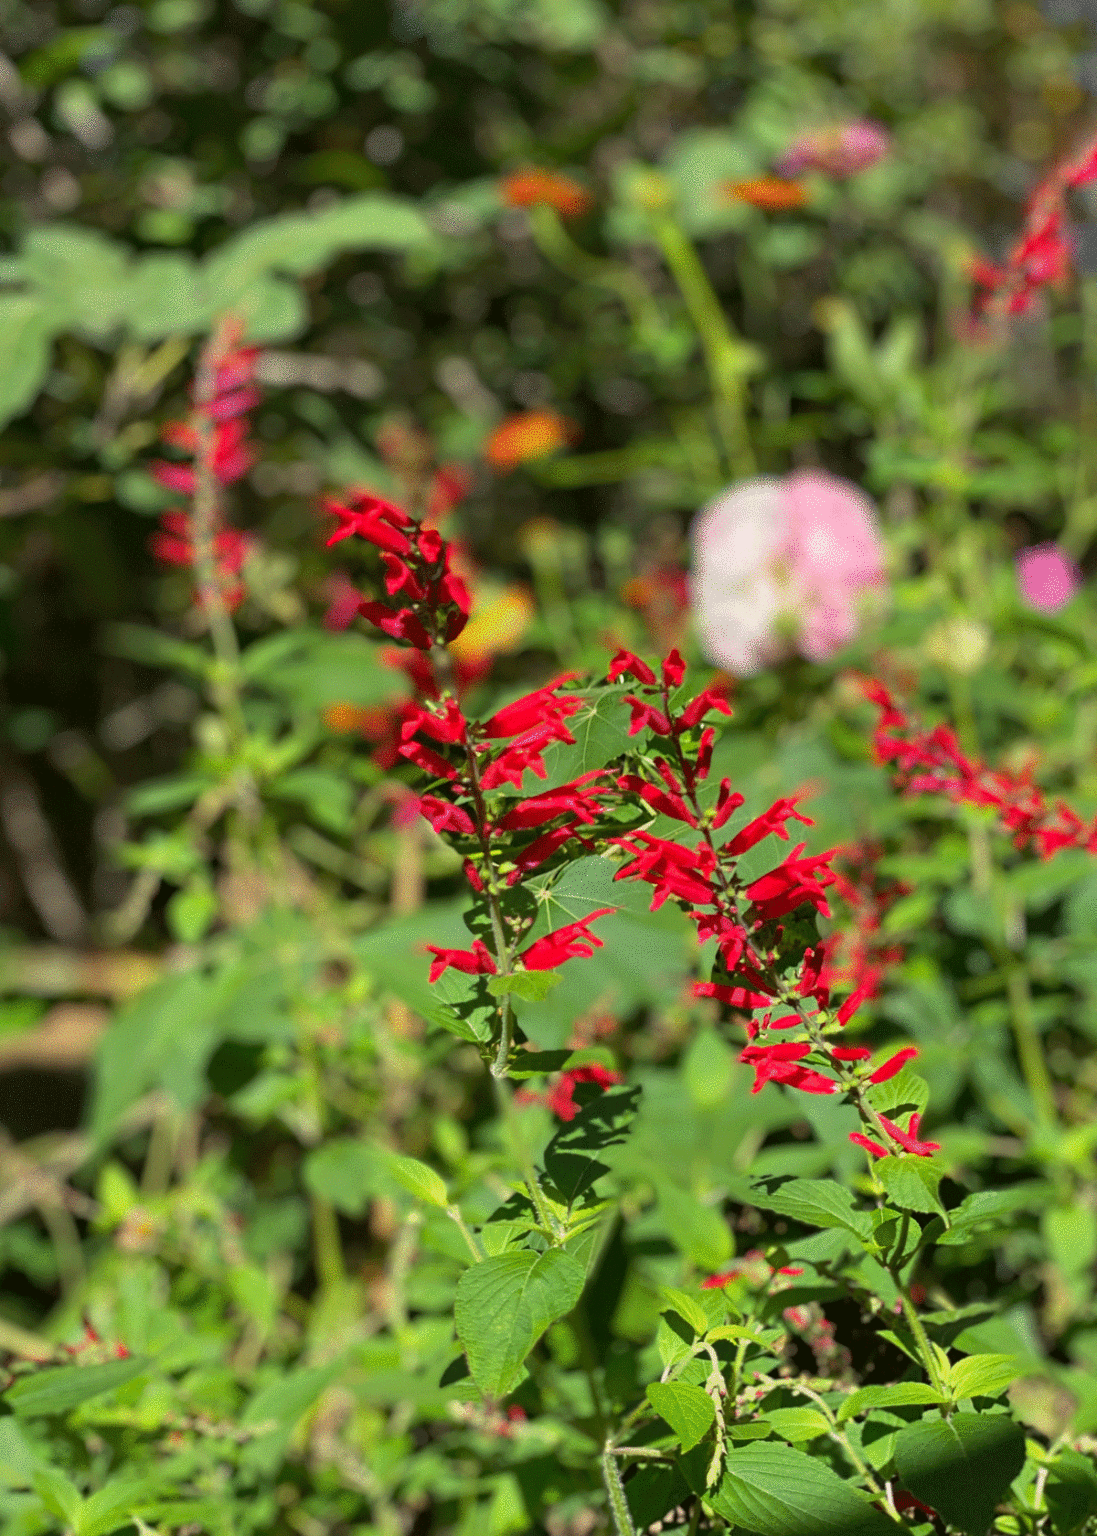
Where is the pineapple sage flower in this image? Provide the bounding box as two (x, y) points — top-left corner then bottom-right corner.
(689, 470), (888, 676)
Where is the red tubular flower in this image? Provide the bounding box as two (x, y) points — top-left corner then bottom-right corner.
(830, 1046), (871, 1062)
(693, 980), (774, 1008)
(401, 699), (468, 746)
(358, 600), (433, 650)
(608, 649), (656, 685)
(496, 774), (606, 829)
(722, 797), (814, 856)
(745, 847), (836, 922)
(612, 833), (717, 909)
(323, 492), (413, 554)
(678, 686), (733, 731)
(712, 782), (746, 829)
(425, 938), (498, 983)
(623, 696), (672, 737)
(878, 1112), (939, 1156)
(545, 1063), (623, 1120)
(483, 689), (582, 740)
(505, 821), (594, 882)
(849, 1132), (891, 1159)
(417, 796), (476, 836)
(616, 773), (697, 826)
(662, 648), (686, 689)
(398, 739), (462, 781)
(518, 910), (615, 971)
(868, 1046), (918, 1083)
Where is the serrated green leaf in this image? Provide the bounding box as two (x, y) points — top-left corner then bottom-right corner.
(837, 1382), (945, 1423)
(5, 1357), (149, 1417)
(749, 1177), (873, 1239)
(302, 1139), (380, 1217)
(1045, 1449), (1097, 1534)
(646, 1380), (716, 1452)
(657, 1183), (732, 1269)
(455, 1249), (585, 1397)
(893, 1411), (1025, 1536)
(947, 1353), (1024, 1401)
(764, 1407), (831, 1442)
(658, 1286), (710, 1337)
(488, 971), (562, 1002)
(687, 1440), (895, 1535)
(874, 1155), (946, 1216)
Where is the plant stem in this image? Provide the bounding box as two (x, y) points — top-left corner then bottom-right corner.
(1006, 959), (1056, 1126)
(491, 1072), (560, 1238)
(602, 1448), (638, 1536)
(896, 1285), (946, 1398)
(310, 1195), (345, 1291)
(651, 214), (757, 478)
(446, 1205), (484, 1263)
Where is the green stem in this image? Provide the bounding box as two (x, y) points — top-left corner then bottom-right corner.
(650, 214), (757, 478)
(602, 1449), (638, 1536)
(447, 1205), (484, 1263)
(491, 1072), (560, 1239)
(310, 1195), (345, 1291)
(1006, 960), (1056, 1126)
(896, 1286), (946, 1398)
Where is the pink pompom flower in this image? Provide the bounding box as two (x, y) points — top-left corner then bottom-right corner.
(776, 120), (891, 179)
(1015, 543), (1081, 614)
(690, 470), (888, 676)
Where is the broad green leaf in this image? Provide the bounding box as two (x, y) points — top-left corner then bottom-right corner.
(657, 1183), (732, 1269)
(455, 1249), (585, 1397)
(624, 1462), (693, 1530)
(303, 1139), (380, 1217)
(488, 971), (561, 1003)
(0, 295), (54, 429)
(0, 1418), (36, 1486)
(657, 1286), (710, 1337)
(764, 1407), (832, 1442)
(837, 1382), (945, 1423)
(543, 1084), (641, 1203)
(947, 1353), (1024, 1401)
(690, 1440), (895, 1535)
(383, 1150), (449, 1209)
(5, 1356), (148, 1417)
(101, 622), (211, 677)
(1043, 1205), (1097, 1278)
(76, 1479), (160, 1536)
(749, 1177), (873, 1239)
(893, 1411), (1025, 1536)
(645, 1381), (715, 1452)
(241, 1362), (341, 1430)
(874, 1155), (946, 1216)
(1045, 1449), (1097, 1534)
(683, 1028), (734, 1109)
(936, 1183), (1047, 1246)
(31, 1467), (83, 1524)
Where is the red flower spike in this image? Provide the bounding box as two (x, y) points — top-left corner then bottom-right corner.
(830, 1046), (871, 1061)
(868, 1046), (919, 1083)
(608, 650), (657, 686)
(518, 910), (615, 971)
(401, 699), (468, 746)
(323, 493), (413, 555)
(723, 797), (814, 856)
(425, 939), (498, 983)
(496, 775), (606, 829)
(483, 689), (582, 740)
(849, 1132), (890, 1159)
(692, 980), (774, 1009)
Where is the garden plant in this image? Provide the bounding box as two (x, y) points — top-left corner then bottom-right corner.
(5, 2), (1097, 1535)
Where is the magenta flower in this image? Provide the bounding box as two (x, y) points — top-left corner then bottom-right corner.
(690, 471), (888, 676)
(1016, 543), (1081, 613)
(776, 120), (891, 179)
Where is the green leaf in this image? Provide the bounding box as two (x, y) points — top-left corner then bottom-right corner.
(947, 1353), (1024, 1401)
(240, 1362), (341, 1431)
(624, 1462), (693, 1530)
(749, 1177), (873, 1239)
(454, 1249), (585, 1397)
(837, 1382), (945, 1423)
(645, 1381), (716, 1452)
(1045, 1449), (1097, 1535)
(1043, 1205), (1097, 1278)
(302, 1139), (380, 1217)
(487, 971), (562, 1003)
(382, 1150), (449, 1209)
(657, 1286), (711, 1337)
(893, 1411), (1026, 1535)
(75, 1479), (159, 1536)
(874, 1155), (946, 1216)
(690, 1440), (895, 1535)
(0, 1418), (36, 1486)
(0, 295), (54, 429)
(936, 1183), (1047, 1246)
(5, 1356), (149, 1417)
(543, 1083), (641, 1203)
(31, 1467), (83, 1524)
(656, 1183), (732, 1269)
(101, 622), (211, 677)
(683, 1028), (734, 1109)
(764, 1407), (832, 1442)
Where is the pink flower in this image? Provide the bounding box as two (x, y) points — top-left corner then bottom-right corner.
(690, 471), (887, 676)
(776, 120), (891, 179)
(1016, 543), (1080, 614)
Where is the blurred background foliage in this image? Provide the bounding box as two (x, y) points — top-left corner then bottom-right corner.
(6, 0), (1097, 1532)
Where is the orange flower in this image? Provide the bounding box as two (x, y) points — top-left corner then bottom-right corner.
(322, 702), (393, 738)
(484, 411), (577, 471)
(501, 169), (593, 219)
(725, 176), (809, 212)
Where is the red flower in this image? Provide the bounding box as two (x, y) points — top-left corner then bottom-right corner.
(868, 1046), (918, 1083)
(424, 938), (498, 984)
(323, 492), (413, 554)
(517, 910), (615, 971)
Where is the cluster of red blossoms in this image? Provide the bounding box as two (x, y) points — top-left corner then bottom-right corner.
(334, 499), (937, 1159)
(148, 322), (260, 609)
(864, 678), (1097, 860)
(972, 128), (1097, 316)
(605, 651), (931, 1158)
